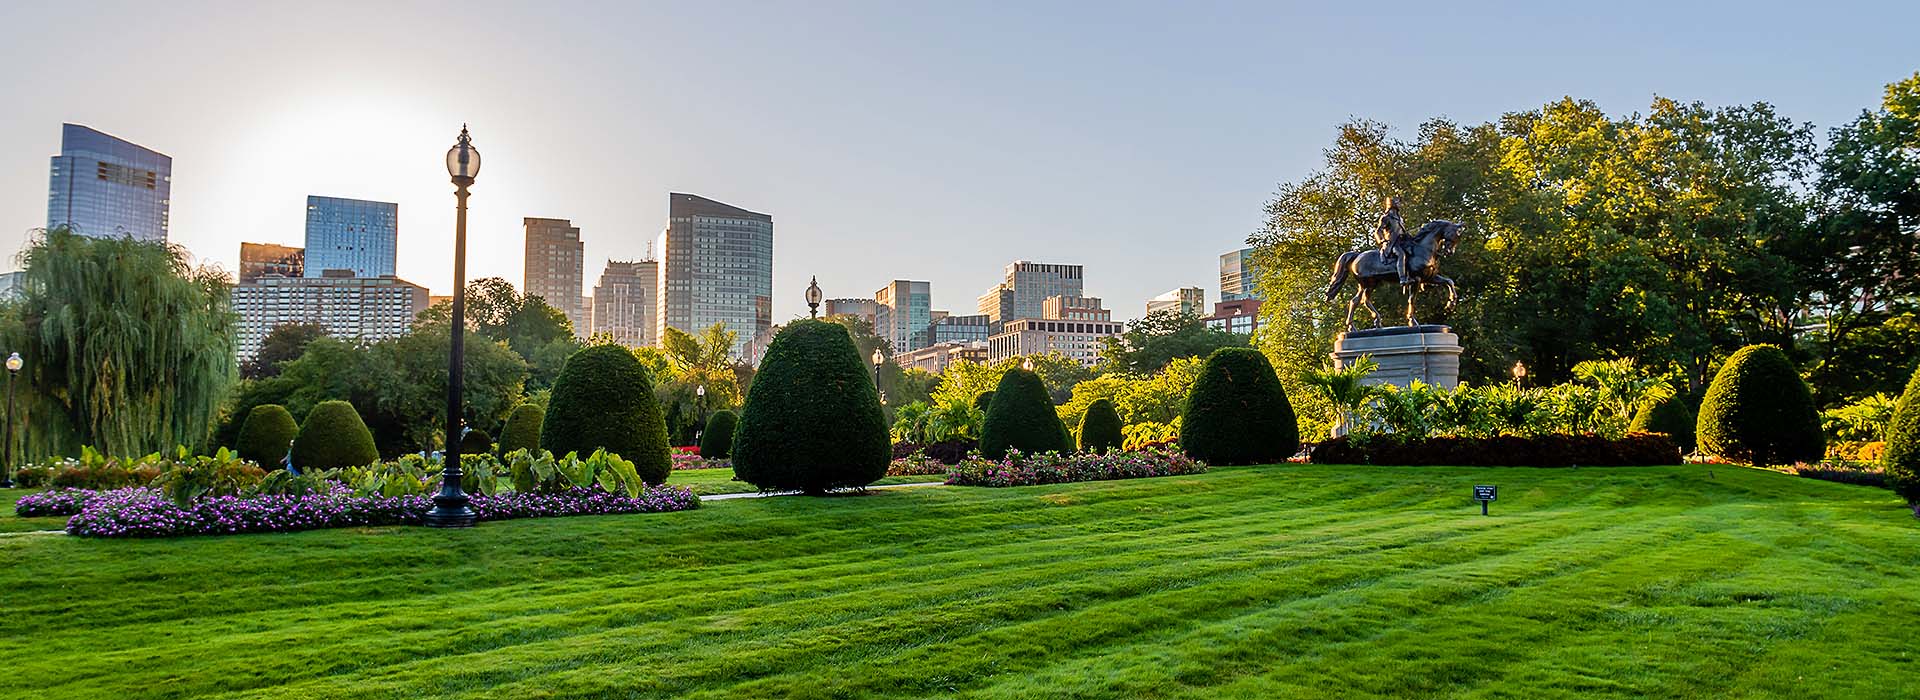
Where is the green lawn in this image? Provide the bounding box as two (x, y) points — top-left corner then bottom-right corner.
(665, 467), (946, 496)
(3, 464), (1917, 699)
(0, 487), (66, 533)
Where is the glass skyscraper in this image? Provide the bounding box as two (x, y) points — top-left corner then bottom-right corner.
(304, 196), (398, 278)
(1220, 247), (1263, 301)
(656, 193), (774, 357)
(46, 124), (172, 241)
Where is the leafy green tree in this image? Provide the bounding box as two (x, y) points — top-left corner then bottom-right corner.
(733, 320), (890, 494)
(1055, 356), (1204, 434)
(424, 277), (581, 390)
(0, 228), (237, 458)
(1182, 348), (1298, 465)
(541, 344), (672, 484)
(979, 368), (1071, 459)
(242, 323), (326, 379)
(1098, 310), (1250, 375)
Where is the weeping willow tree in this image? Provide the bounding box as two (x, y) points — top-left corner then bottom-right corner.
(1, 228), (237, 458)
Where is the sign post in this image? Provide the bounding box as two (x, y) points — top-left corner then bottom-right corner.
(1473, 484), (1496, 516)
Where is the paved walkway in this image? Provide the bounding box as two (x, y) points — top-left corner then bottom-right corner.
(701, 481), (947, 501)
(0, 529), (65, 538)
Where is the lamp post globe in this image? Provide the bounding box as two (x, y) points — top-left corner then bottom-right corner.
(1511, 361), (1527, 386)
(428, 126), (481, 528)
(1022, 357), (1035, 372)
(805, 276), (823, 318)
(0, 352), (18, 489)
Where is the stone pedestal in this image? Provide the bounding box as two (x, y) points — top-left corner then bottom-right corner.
(1331, 324), (1462, 389)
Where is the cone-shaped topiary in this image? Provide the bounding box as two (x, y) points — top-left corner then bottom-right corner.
(1630, 395), (1697, 453)
(1181, 347), (1298, 465)
(979, 368), (1072, 459)
(1078, 398), (1125, 453)
(733, 320), (890, 494)
(1883, 366), (1920, 516)
(1696, 344), (1824, 466)
(292, 400), (380, 471)
(234, 404), (298, 468)
(700, 409), (738, 460)
(540, 344), (672, 484)
(498, 402), (544, 455)
(459, 428), (492, 456)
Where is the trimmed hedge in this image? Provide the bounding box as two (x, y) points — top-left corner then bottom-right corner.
(1308, 433), (1681, 467)
(891, 439), (978, 465)
(700, 409), (738, 460)
(540, 344), (672, 485)
(234, 404), (298, 468)
(979, 368), (1071, 459)
(459, 429), (492, 456)
(1180, 348), (1298, 465)
(498, 402), (544, 455)
(1884, 366), (1920, 514)
(291, 400), (380, 471)
(732, 320), (891, 494)
(1630, 395), (1697, 454)
(1696, 344), (1824, 466)
(1078, 398), (1124, 453)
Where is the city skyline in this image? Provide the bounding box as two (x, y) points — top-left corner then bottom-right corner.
(1, 3), (1915, 324)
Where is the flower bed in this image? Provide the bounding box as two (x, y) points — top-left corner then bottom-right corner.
(672, 452), (731, 470)
(14, 488), (98, 517)
(945, 448), (1207, 487)
(63, 485), (700, 538)
(1306, 432), (1681, 467)
(887, 452), (950, 477)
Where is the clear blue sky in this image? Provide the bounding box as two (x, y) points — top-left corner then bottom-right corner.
(0, 1), (1912, 323)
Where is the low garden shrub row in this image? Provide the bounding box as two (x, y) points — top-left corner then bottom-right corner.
(1306, 433), (1681, 467)
(890, 440), (977, 465)
(886, 452), (949, 477)
(945, 447), (1206, 487)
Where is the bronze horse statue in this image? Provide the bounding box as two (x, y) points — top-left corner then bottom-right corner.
(1325, 220), (1463, 331)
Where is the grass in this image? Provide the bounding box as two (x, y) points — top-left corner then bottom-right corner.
(2, 464), (1917, 699)
(0, 487), (67, 533)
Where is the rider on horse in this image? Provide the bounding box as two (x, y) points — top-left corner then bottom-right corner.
(1375, 196), (1413, 285)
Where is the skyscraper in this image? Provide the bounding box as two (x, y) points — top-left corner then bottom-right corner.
(1220, 247), (1263, 302)
(656, 193), (774, 357)
(232, 273), (428, 360)
(824, 298), (878, 326)
(591, 259), (657, 347)
(977, 261), (1084, 328)
(875, 280), (932, 352)
(523, 217), (587, 335)
(46, 124), (172, 241)
(304, 196), (397, 278)
(238, 242), (305, 282)
(1146, 287), (1206, 317)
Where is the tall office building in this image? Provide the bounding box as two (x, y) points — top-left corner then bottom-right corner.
(1146, 287), (1206, 317)
(925, 313), (992, 346)
(304, 196), (397, 278)
(977, 261), (1084, 328)
(824, 298), (878, 326)
(238, 242), (305, 282)
(591, 260), (657, 347)
(232, 273), (428, 360)
(656, 193), (774, 357)
(523, 217), (587, 335)
(875, 280), (933, 352)
(1220, 247), (1262, 302)
(46, 124), (172, 241)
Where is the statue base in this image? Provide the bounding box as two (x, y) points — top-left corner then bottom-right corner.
(1331, 324), (1462, 389)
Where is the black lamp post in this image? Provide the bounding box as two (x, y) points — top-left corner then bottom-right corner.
(427, 125), (481, 528)
(695, 384), (707, 442)
(806, 276), (823, 318)
(0, 352), (18, 489)
(870, 348), (884, 402)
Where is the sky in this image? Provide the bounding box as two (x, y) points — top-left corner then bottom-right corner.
(0, 1), (1914, 325)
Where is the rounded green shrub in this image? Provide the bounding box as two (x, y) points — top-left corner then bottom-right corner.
(1078, 398), (1124, 453)
(234, 404), (299, 468)
(979, 368), (1072, 459)
(498, 402), (544, 455)
(459, 428), (492, 456)
(1883, 366), (1920, 515)
(540, 344), (671, 484)
(1630, 395), (1697, 453)
(733, 320), (890, 494)
(291, 400), (380, 471)
(973, 391), (994, 413)
(1181, 347), (1298, 465)
(1696, 344), (1824, 466)
(700, 409), (738, 460)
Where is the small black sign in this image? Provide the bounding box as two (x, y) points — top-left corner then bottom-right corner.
(1473, 485), (1497, 501)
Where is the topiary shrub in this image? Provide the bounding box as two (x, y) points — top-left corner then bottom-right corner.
(1078, 398), (1124, 453)
(459, 429), (493, 456)
(1696, 344), (1824, 466)
(234, 404), (299, 468)
(540, 344), (672, 485)
(1883, 366), (1920, 517)
(1180, 347), (1298, 465)
(973, 391), (994, 413)
(291, 400), (380, 471)
(498, 402), (544, 455)
(700, 409), (738, 460)
(979, 368), (1071, 459)
(733, 320), (890, 494)
(1630, 395), (1697, 453)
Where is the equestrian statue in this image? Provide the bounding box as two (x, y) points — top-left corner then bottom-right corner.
(1324, 196), (1464, 331)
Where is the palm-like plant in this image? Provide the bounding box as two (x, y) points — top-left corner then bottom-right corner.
(1572, 358), (1675, 437)
(1301, 356), (1381, 438)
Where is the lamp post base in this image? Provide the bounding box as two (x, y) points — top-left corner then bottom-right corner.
(424, 494), (477, 528)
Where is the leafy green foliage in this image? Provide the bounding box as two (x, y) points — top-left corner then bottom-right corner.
(233, 404), (298, 467)
(979, 368), (1072, 459)
(241, 323), (326, 379)
(291, 400), (381, 471)
(1822, 393), (1899, 443)
(1097, 309), (1250, 375)
(498, 403), (544, 455)
(700, 409), (737, 459)
(1181, 348), (1298, 465)
(732, 320), (891, 494)
(1077, 399), (1124, 453)
(151, 447), (267, 505)
(891, 396), (985, 444)
(1696, 345), (1825, 466)
(459, 429), (493, 456)
(540, 344), (672, 485)
(439, 277), (582, 390)
(1630, 395), (1698, 453)
(1300, 356), (1380, 438)
(1884, 366), (1920, 511)
(503, 448), (649, 497)
(1055, 356), (1204, 440)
